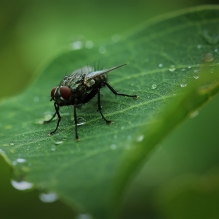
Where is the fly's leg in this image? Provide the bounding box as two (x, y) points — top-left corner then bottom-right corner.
(74, 105), (79, 140)
(45, 102), (62, 136)
(97, 88), (112, 124)
(43, 112), (57, 123)
(103, 81), (138, 98)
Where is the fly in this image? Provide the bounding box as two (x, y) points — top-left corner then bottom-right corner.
(44, 64), (138, 140)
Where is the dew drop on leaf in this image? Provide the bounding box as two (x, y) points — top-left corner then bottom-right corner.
(76, 214), (93, 219)
(99, 46), (106, 54)
(151, 84), (157, 90)
(180, 83), (187, 88)
(137, 135), (144, 142)
(202, 30), (219, 45)
(111, 34), (120, 42)
(85, 41), (94, 49)
(158, 63), (163, 67)
(11, 179), (33, 191)
(39, 192), (58, 203)
(110, 144), (117, 150)
(203, 53), (214, 63)
(169, 65), (176, 72)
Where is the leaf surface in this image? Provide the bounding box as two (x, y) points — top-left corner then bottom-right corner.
(0, 6), (219, 218)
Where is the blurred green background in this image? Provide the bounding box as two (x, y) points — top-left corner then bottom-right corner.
(1, 0), (219, 218)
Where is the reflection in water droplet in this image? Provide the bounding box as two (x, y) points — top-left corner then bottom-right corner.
(10, 142), (15, 146)
(203, 53), (214, 63)
(85, 41), (94, 49)
(193, 75), (199, 79)
(77, 117), (86, 126)
(197, 45), (202, 49)
(188, 66), (192, 69)
(214, 48), (218, 52)
(71, 41), (83, 50)
(169, 65), (176, 72)
(137, 135), (144, 142)
(39, 192), (58, 203)
(202, 30), (219, 45)
(99, 46), (106, 54)
(151, 84), (157, 90)
(11, 179), (33, 190)
(111, 34), (120, 42)
(158, 63), (163, 67)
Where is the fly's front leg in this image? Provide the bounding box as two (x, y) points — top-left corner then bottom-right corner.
(47, 103), (61, 136)
(97, 88), (112, 124)
(74, 105), (79, 140)
(103, 81), (138, 98)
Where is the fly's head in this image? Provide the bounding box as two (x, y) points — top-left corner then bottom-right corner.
(50, 86), (72, 106)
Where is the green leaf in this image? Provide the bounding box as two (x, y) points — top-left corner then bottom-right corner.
(0, 5), (219, 218)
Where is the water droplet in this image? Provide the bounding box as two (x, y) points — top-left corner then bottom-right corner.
(33, 96), (39, 102)
(190, 111), (199, 118)
(39, 192), (58, 203)
(188, 66), (192, 69)
(169, 65), (176, 72)
(16, 158), (26, 163)
(99, 46), (106, 54)
(77, 117), (86, 126)
(71, 40), (83, 50)
(203, 53), (214, 63)
(51, 145), (56, 151)
(111, 34), (120, 42)
(151, 84), (157, 90)
(110, 144), (117, 150)
(54, 141), (63, 145)
(76, 214), (93, 219)
(11, 179), (33, 191)
(202, 30), (219, 45)
(193, 75), (199, 79)
(214, 48), (218, 52)
(137, 135), (144, 142)
(197, 45), (202, 49)
(158, 63), (163, 67)
(180, 83), (187, 88)
(85, 40), (94, 49)
(127, 135), (132, 140)
(10, 142), (15, 146)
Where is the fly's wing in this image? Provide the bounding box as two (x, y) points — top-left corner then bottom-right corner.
(84, 64), (126, 82)
(61, 66), (94, 88)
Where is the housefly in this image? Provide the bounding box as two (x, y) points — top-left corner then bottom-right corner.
(44, 64), (138, 140)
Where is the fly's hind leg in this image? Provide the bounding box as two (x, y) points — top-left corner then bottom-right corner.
(103, 81), (138, 98)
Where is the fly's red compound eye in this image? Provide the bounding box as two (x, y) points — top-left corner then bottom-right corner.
(51, 87), (57, 97)
(60, 86), (71, 100)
